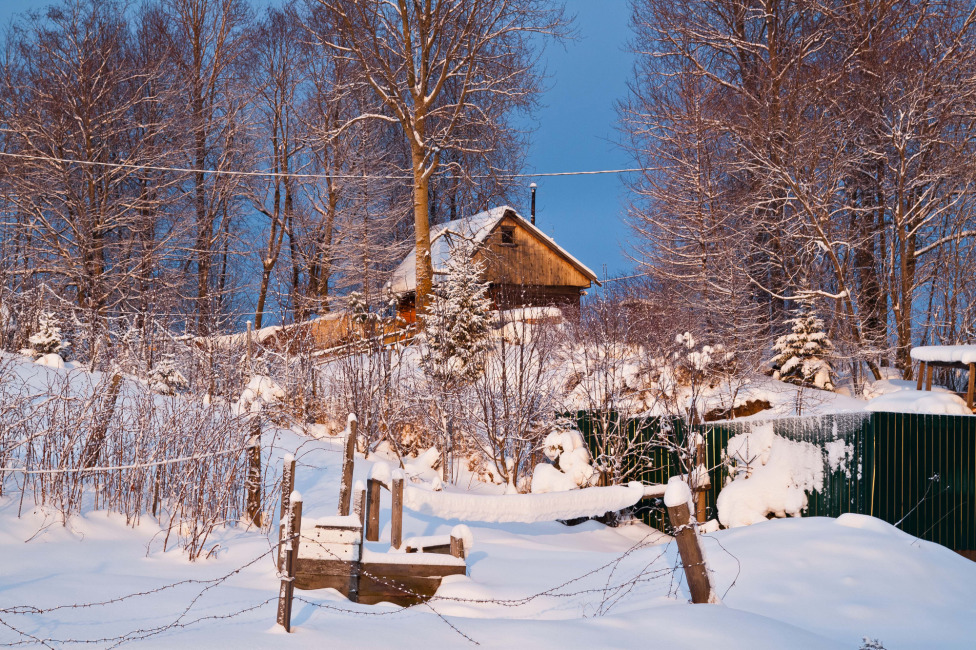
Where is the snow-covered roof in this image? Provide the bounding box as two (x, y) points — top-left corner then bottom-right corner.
(385, 206), (599, 295)
(910, 345), (976, 365)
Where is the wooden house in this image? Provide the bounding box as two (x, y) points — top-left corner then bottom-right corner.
(386, 206), (600, 324)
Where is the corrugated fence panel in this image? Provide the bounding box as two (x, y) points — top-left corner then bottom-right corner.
(871, 412), (976, 553)
(699, 413), (873, 523)
(573, 409), (975, 553)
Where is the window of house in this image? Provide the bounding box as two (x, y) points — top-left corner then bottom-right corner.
(500, 226), (516, 246)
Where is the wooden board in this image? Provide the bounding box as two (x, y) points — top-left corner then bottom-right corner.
(295, 558), (466, 607)
(357, 562), (467, 606)
(294, 558), (360, 598)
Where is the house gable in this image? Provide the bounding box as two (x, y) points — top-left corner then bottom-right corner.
(473, 213), (593, 289)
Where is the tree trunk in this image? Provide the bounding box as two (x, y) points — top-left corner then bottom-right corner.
(411, 146), (433, 321)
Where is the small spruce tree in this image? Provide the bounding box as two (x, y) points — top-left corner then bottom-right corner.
(148, 353), (190, 396)
(771, 307), (835, 390)
(423, 237), (492, 386)
(26, 311), (69, 358)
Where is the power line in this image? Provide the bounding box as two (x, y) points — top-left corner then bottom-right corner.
(0, 150), (642, 181)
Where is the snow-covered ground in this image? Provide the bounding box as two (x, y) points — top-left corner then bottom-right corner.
(3, 425), (975, 649)
(3, 348), (976, 649)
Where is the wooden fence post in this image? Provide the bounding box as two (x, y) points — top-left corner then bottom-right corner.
(450, 535), (465, 559)
(916, 361), (926, 391)
(81, 372), (123, 468)
(246, 419), (263, 527)
(391, 470), (404, 550)
(694, 442), (707, 523)
(967, 363), (975, 410)
(365, 478), (381, 542)
(667, 501), (712, 604)
(338, 415), (357, 516)
(276, 491), (302, 632)
(277, 454), (296, 571)
(925, 363), (933, 391)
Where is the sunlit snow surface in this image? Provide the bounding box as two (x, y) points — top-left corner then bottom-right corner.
(3, 424), (975, 649)
(2, 354), (975, 648)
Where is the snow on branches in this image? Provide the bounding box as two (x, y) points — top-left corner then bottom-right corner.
(531, 427), (599, 493)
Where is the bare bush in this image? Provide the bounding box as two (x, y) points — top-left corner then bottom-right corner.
(0, 354), (259, 559)
(469, 314), (564, 490)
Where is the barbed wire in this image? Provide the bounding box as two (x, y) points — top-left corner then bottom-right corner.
(0, 523), (687, 648)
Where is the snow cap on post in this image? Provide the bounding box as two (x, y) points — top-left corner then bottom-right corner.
(289, 490), (303, 504)
(370, 461), (392, 485)
(347, 413), (358, 424)
(283, 453), (294, 465)
(450, 524), (474, 553)
(664, 476), (694, 510)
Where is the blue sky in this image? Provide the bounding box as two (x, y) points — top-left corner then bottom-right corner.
(0, 0), (637, 278)
(519, 0), (636, 279)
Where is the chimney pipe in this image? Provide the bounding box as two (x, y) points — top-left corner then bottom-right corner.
(530, 182), (537, 225)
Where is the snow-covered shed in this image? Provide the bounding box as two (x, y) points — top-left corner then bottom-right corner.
(386, 206), (600, 323)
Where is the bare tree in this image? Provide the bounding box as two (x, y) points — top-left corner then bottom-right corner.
(623, 0), (976, 383)
(157, 0), (253, 334)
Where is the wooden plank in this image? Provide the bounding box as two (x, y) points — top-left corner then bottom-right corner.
(294, 559), (361, 597)
(391, 476), (403, 550)
(917, 362), (926, 391)
(366, 478), (382, 542)
(406, 543), (451, 555)
(364, 562), (467, 578)
(926, 364), (933, 391)
(353, 482), (366, 527)
(300, 542), (360, 562)
(306, 527), (361, 545)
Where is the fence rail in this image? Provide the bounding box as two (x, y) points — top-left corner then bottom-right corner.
(574, 410), (976, 555)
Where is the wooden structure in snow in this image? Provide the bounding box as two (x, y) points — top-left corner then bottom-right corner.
(281, 420), (468, 607)
(911, 345), (976, 411)
(386, 206), (600, 324)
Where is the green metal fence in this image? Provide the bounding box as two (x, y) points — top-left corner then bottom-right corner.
(575, 410), (976, 553)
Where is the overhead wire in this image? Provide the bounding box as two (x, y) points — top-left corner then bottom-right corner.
(0, 150), (642, 181)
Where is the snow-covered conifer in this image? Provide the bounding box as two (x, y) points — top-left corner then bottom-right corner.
(148, 354), (189, 396)
(423, 237), (492, 385)
(25, 311), (69, 358)
(770, 307), (835, 390)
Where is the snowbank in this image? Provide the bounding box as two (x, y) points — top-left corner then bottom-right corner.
(717, 424), (824, 528)
(866, 389), (971, 415)
(403, 482), (645, 523)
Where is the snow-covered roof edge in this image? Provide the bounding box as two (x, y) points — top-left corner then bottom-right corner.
(385, 206), (600, 295)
